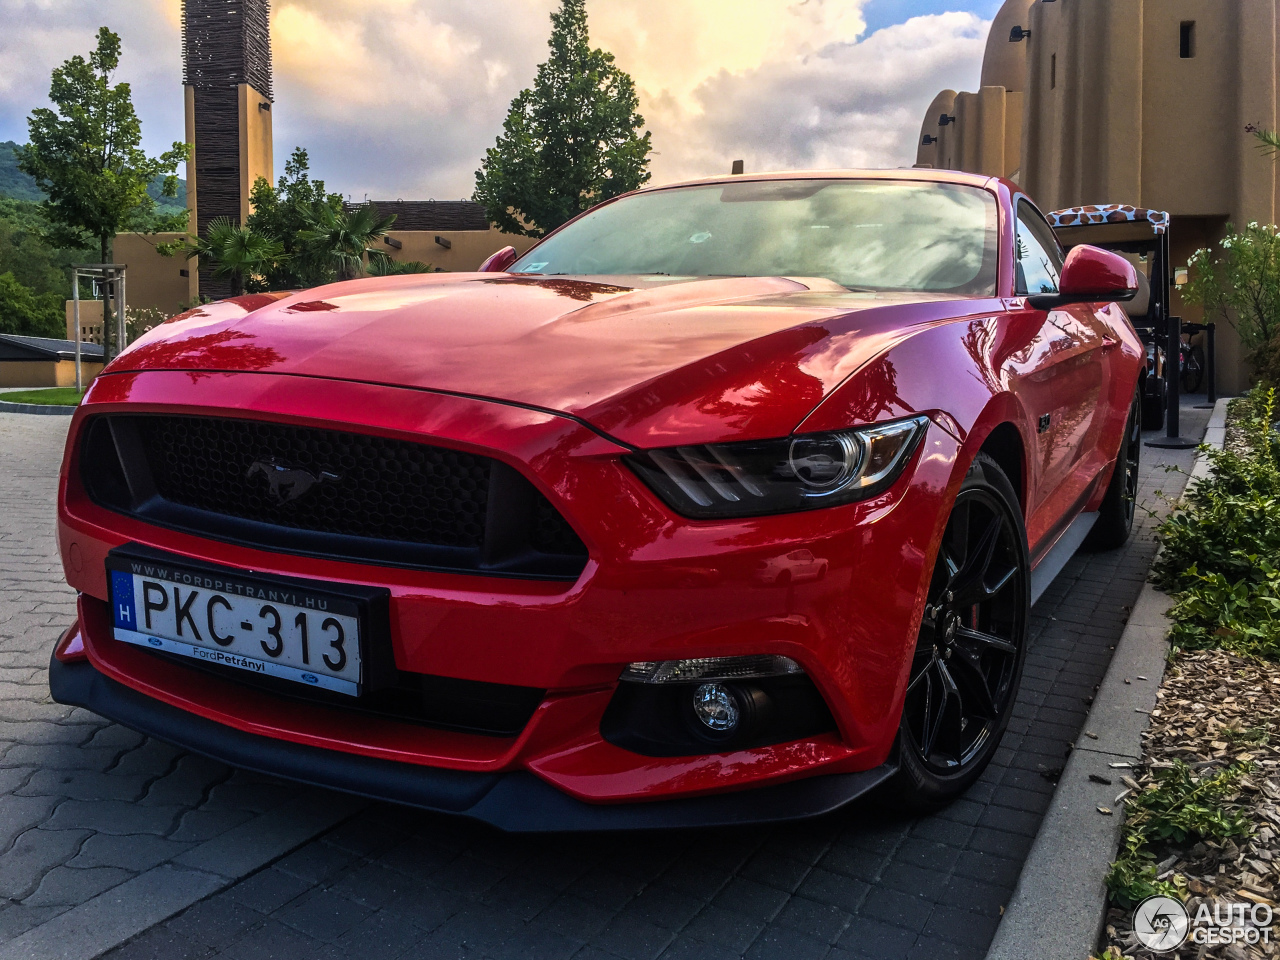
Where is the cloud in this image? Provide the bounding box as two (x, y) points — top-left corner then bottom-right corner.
(0, 0), (184, 156)
(0, 0), (990, 203)
(647, 12), (989, 184)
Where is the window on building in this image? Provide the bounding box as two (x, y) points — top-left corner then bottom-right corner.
(1050, 54), (1057, 89)
(1180, 21), (1196, 58)
(1014, 201), (1064, 296)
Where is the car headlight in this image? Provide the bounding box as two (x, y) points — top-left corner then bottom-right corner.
(625, 415), (930, 519)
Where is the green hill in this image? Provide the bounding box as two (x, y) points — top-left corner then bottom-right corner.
(0, 140), (187, 214)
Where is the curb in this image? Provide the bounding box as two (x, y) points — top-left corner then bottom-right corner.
(986, 397), (1229, 960)
(0, 400), (76, 416)
(0, 793), (366, 960)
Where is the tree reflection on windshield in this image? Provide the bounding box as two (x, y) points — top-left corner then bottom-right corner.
(513, 179), (999, 296)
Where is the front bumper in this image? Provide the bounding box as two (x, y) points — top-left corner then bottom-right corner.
(50, 652), (896, 832)
(57, 370), (958, 806)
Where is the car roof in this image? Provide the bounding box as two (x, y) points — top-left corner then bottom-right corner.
(636, 168), (1005, 194)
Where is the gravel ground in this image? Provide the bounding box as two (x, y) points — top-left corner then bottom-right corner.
(1098, 649), (1280, 959)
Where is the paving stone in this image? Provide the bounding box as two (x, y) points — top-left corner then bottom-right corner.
(219, 918), (322, 960)
(529, 894), (614, 942)
(921, 905), (1001, 949)
(773, 896), (851, 944)
(737, 850), (812, 893)
(22, 864), (133, 908)
(99, 924), (214, 960)
(140, 754), (230, 807)
(0, 794), (59, 852)
(43, 799), (182, 837)
(274, 887), (374, 942)
(17, 768), (151, 802)
(745, 923), (832, 960)
(679, 904), (766, 954)
(710, 876), (790, 922)
(589, 912), (674, 960)
(163, 895), (261, 949)
(614, 883), (704, 931)
(795, 868), (869, 913)
(836, 915), (919, 956)
(328, 910), (426, 960)
(857, 888), (934, 933)
(226, 866), (320, 915)
(67, 832), (192, 872)
(0, 827), (90, 900)
(0, 903), (67, 942)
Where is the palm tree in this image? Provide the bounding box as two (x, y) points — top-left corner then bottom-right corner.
(1251, 125), (1280, 155)
(366, 258), (435, 277)
(298, 203), (398, 281)
(186, 218), (285, 295)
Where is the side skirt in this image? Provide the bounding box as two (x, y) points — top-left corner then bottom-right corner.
(1029, 511), (1099, 607)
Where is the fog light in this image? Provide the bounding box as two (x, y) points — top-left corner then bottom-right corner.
(692, 683), (739, 734)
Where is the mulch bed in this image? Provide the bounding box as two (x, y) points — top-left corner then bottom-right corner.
(1099, 649), (1280, 959)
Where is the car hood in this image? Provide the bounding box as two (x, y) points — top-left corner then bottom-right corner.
(114, 273), (993, 446)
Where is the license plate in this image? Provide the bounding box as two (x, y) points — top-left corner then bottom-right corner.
(106, 553), (365, 696)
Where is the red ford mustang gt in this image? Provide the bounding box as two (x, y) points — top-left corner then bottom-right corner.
(50, 170), (1143, 830)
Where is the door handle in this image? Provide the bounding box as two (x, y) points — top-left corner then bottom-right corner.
(1101, 336), (1120, 351)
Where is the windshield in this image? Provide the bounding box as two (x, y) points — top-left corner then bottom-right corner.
(512, 179), (1000, 295)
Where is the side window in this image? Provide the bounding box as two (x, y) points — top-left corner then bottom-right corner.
(1014, 201), (1064, 296)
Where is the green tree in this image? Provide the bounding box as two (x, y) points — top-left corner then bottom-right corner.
(186, 217), (284, 296)
(0, 197), (89, 298)
(245, 147), (343, 288)
(473, 0), (651, 237)
(0, 271), (66, 339)
(1184, 222), (1280, 353)
(298, 203), (397, 282)
(17, 27), (188, 358)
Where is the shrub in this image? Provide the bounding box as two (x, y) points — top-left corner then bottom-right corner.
(1151, 386), (1280, 659)
(1183, 223), (1280, 363)
(1105, 761), (1253, 907)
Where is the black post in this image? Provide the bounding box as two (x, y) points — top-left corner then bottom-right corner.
(1147, 230), (1198, 448)
(1205, 322), (1216, 405)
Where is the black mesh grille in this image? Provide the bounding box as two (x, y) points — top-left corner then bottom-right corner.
(82, 415), (587, 580)
(140, 416), (491, 548)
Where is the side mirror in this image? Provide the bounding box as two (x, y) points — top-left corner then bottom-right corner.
(1028, 244), (1138, 310)
(478, 246), (518, 273)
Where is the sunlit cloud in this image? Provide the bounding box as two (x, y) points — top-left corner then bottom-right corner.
(0, 0), (990, 203)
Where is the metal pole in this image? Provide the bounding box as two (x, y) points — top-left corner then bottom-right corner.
(1147, 229), (1198, 448)
(1166, 312), (1182, 437)
(1206, 322), (1216, 405)
(118, 270), (127, 350)
(72, 269), (82, 392)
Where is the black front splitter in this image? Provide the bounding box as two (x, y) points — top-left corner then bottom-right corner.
(50, 654), (895, 833)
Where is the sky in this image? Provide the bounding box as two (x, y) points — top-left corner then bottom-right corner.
(0, 0), (1001, 201)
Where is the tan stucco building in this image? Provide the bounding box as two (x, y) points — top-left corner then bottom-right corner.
(918, 0), (1280, 394)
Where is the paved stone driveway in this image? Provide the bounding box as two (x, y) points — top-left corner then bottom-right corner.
(0, 413), (359, 959)
(0, 403), (1211, 960)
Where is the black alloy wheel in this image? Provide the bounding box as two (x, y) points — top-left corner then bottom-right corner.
(893, 453), (1028, 809)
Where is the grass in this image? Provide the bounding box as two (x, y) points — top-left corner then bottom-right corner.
(0, 387), (85, 406)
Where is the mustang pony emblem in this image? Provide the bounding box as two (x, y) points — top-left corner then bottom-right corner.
(246, 459), (341, 504)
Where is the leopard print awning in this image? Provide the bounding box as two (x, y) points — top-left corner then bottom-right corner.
(1048, 205), (1170, 234)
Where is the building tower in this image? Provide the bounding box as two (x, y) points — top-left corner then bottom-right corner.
(181, 0), (274, 300)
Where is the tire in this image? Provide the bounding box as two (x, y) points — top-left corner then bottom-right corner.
(1084, 390), (1142, 552)
(891, 453), (1030, 812)
(1141, 375), (1166, 431)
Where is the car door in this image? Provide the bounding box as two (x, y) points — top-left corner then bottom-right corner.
(1007, 200), (1107, 553)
